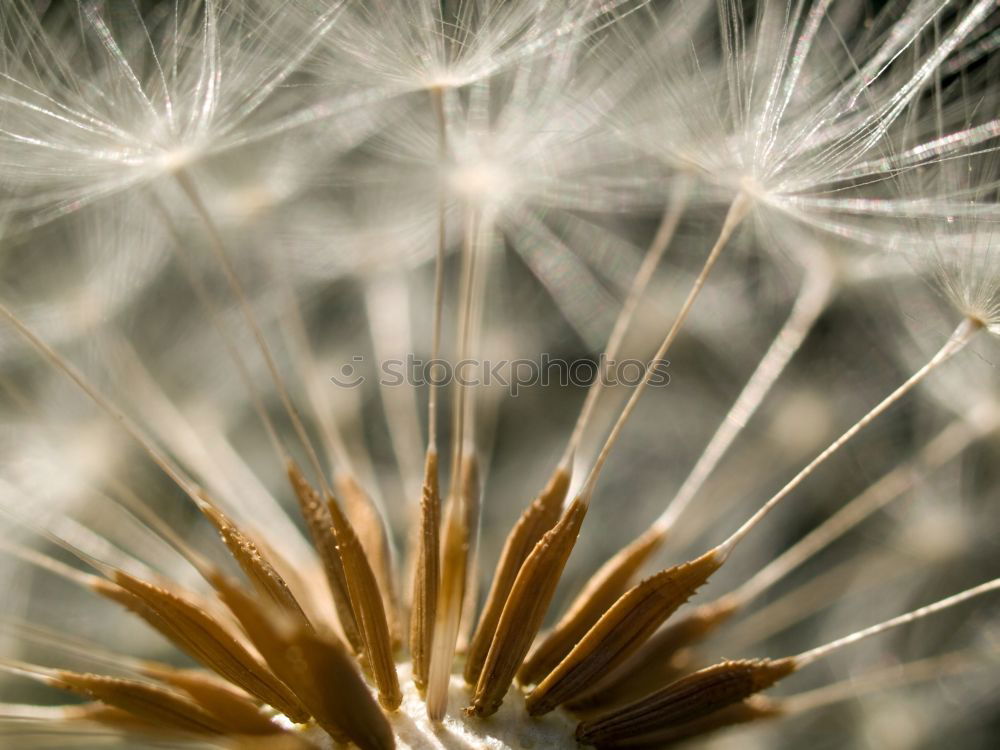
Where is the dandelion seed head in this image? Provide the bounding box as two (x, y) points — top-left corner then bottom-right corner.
(914, 221), (1000, 335)
(0, 0), (334, 227)
(156, 145), (201, 176)
(620, 0), (1000, 244)
(1, 1), (999, 748)
(447, 158), (513, 207)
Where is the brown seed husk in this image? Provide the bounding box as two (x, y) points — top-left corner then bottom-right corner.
(220, 736), (325, 750)
(139, 665), (282, 736)
(409, 449), (441, 694)
(466, 497), (587, 718)
(81, 704), (318, 749)
(526, 549), (723, 716)
(575, 658), (796, 745)
(208, 574), (345, 742)
(201, 502), (311, 628)
(426, 455), (477, 721)
(585, 696), (783, 748)
(463, 465), (571, 686)
(457, 447), (483, 653)
(566, 597), (739, 713)
(336, 472), (400, 649)
(287, 460), (364, 654)
(287, 624), (396, 750)
(569, 654), (695, 719)
(147, 574), (391, 750)
(519, 526), (665, 687)
(95, 573), (308, 723)
(52, 670), (232, 736)
(328, 494), (402, 710)
(75, 702), (169, 734)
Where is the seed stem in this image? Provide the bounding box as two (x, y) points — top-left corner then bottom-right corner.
(579, 192), (750, 502)
(0, 301), (206, 509)
(559, 183), (691, 470)
(521, 247), (831, 686)
(174, 170), (333, 498)
(782, 649), (992, 715)
(427, 207), (488, 719)
(795, 577), (1000, 667)
(730, 413), (990, 606)
(716, 316), (982, 560)
(655, 244), (833, 532)
(412, 85), (451, 698)
(427, 84), (449, 453)
(157, 207), (289, 468)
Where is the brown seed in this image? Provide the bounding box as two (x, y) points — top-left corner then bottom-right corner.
(463, 465), (571, 686)
(140, 665), (282, 736)
(576, 658), (797, 745)
(457, 445), (483, 653)
(409, 449), (441, 694)
(328, 492), (402, 710)
(75, 702), (167, 733)
(201, 501), (312, 628)
(336, 471), (400, 649)
(568, 654), (695, 718)
(220, 736), (325, 750)
(426, 454), (477, 720)
(208, 574), (346, 742)
(566, 597), (739, 713)
(82, 703), (319, 748)
(95, 573), (309, 723)
(287, 459), (364, 654)
(519, 526), (665, 687)
(287, 624), (396, 750)
(584, 696), (783, 748)
(52, 670), (232, 736)
(526, 549), (723, 716)
(466, 497), (587, 718)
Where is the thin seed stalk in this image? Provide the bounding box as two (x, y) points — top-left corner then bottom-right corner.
(577, 192), (751, 503)
(411, 83), (449, 695)
(514, 187), (693, 689)
(716, 316), (982, 559)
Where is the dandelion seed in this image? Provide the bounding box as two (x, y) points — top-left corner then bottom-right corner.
(576, 578), (1000, 746)
(566, 405), (999, 712)
(0, 0), (348, 227)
